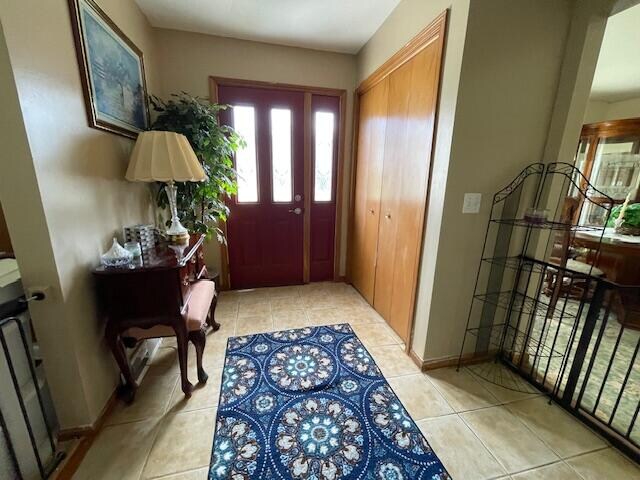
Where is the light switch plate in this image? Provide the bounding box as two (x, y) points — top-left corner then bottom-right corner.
(463, 193), (482, 214)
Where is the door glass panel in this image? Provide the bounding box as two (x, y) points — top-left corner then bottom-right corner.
(232, 106), (258, 203)
(270, 108), (292, 202)
(314, 111), (335, 202)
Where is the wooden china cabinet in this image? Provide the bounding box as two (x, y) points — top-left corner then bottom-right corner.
(571, 117), (640, 328)
(572, 117), (640, 222)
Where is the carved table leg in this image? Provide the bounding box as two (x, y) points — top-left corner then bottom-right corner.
(189, 327), (208, 384)
(173, 321), (194, 397)
(105, 322), (137, 404)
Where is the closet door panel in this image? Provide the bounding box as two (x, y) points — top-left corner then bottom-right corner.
(350, 79), (389, 303)
(388, 42), (442, 340)
(373, 62), (413, 321)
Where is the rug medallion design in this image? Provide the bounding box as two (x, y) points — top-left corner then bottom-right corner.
(209, 324), (450, 480)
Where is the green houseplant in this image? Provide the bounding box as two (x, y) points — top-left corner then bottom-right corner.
(149, 93), (244, 242)
(607, 202), (640, 235)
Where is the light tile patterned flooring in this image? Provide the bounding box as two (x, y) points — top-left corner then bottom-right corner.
(71, 282), (639, 480)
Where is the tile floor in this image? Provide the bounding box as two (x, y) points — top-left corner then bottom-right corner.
(70, 282), (640, 480)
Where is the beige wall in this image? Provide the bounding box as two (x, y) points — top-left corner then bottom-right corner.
(418, 0), (577, 361)
(155, 29), (357, 275)
(356, 0), (472, 361)
(585, 99), (610, 123)
(542, 0), (612, 174)
(357, 0), (583, 362)
(584, 96), (640, 123)
(357, 0), (464, 82)
(0, 0), (620, 430)
(0, 201), (12, 253)
(0, 0), (160, 428)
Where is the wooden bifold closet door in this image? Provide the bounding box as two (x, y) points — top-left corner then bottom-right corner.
(350, 78), (389, 304)
(350, 13), (445, 343)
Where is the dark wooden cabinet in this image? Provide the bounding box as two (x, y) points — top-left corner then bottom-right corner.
(93, 235), (219, 401)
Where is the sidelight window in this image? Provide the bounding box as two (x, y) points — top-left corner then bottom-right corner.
(314, 111), (335, 202)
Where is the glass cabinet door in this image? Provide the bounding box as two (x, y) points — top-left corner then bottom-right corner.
(577, 133), (640, 227)
(569, 136), (591, 198)
(590, 135), (640, 201)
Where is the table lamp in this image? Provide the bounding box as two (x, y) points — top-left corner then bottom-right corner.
(126, 131), (206, 243)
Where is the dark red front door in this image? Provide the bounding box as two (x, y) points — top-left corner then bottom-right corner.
(219, 86), (305, 288)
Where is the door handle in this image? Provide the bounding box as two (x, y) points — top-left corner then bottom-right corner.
(288, 207), (303, 215)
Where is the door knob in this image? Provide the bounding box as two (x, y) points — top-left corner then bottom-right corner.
(288, 207), (303, 215)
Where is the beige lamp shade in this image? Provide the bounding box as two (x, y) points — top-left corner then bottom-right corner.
(126, 131), (206, 182)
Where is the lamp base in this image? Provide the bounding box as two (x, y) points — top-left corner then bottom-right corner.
(164, 181), (190, 245)
(167, 231), (190, 245)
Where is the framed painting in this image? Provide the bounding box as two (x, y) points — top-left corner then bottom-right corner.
(68, 0), (149, 139)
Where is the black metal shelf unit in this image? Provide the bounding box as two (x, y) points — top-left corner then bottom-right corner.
(453, 162), (640, 460)
(490, 218), (606, 232)
(457, 161), (613, 392)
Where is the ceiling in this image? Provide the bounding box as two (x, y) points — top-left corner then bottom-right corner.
(135, 0), (402, 54)
(590, 4), (640, 102)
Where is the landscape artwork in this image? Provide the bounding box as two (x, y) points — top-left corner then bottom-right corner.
(70, 0), (149, 138)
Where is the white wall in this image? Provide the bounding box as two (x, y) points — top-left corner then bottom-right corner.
(584, 96), (640, 123)
(0, 0), (160, 428)
(155, 29), (357, 275)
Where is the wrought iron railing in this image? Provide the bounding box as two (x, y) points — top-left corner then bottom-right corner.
(458, 162), (638, 463)
(0, 315), (63, 478)
(494, 259), (640, 462)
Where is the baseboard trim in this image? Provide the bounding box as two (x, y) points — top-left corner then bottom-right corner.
(53, 389), (119, 479)
(410, 351), (497, 372)
(408, 348), (424, 369)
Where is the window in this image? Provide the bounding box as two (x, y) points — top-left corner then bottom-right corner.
(232, 106), (258, 202)
(314, 111), (335, 202)
(270, 108), (292, 202)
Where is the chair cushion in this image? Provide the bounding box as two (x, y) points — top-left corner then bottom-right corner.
(123, 280), (216, 340)
(184, 280), (216, 331)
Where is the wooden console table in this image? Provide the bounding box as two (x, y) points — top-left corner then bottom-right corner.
(93, 234), (219, 402)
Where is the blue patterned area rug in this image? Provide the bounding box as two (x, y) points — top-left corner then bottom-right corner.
(209, 324), (450, 480)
